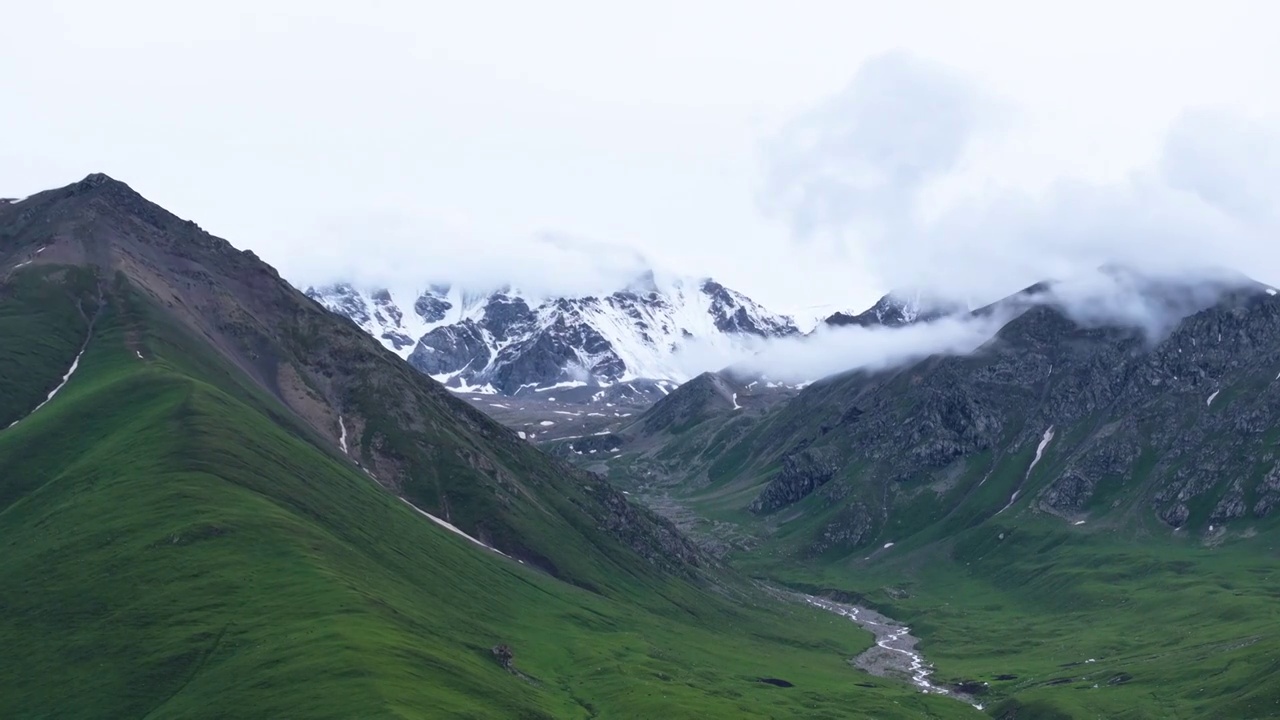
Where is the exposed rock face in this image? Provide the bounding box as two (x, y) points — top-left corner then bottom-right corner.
(1211, 480), (1247, 522)
(638, 272), (1280, 553)
(811, 504), (875, 555)
(308, 278), (799, 395)
(413, 289), (452, 323)
(1040, 425), (1142, 512)
(701, 280), (799, 336)
(408, 321), (491, 377)
(587, 478), (705, 574)
(749, 448), (841, 514)
(1253, 466), (1280, 518)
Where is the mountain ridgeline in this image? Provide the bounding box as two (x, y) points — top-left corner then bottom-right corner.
(0, 175), (977, 719)
(306, 275), (800, 396)
(619, 274), (1280, 551)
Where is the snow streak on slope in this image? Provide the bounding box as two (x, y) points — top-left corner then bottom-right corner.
(400, 499), (509, 557)
(6, 347), (86, 429)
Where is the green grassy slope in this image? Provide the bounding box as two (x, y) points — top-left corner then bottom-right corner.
(0, 267), (978, 718)
(0, 174), (712, 597)
(749, 516), (1280, 719)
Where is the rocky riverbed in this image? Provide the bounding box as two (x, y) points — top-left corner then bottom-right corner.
(801, 595), (981, 708)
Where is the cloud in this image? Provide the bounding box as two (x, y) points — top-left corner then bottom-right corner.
(729, 312), (1012, 383)
(761, 52), (1280, 306)
(289, 211), (654, 298)
(759, 50), (994, 246)
(686, 264), (1262, 386)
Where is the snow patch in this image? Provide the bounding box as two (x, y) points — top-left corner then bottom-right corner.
(135, 350), (144, 360)
(539, 420), (556, 426)
(517, 431), (527, 439)
(883, 542), (895, 549)
(535, 381), (586, 392)
(731, 393), (741, 410)
(1207, 390), (1220, 407)
(1026, 426), (1055, 477)
(338, 416), (349, 454)
(401, 499), (508, 557)
(998, 426), (1054, 515)
(7, 346), (86, 429)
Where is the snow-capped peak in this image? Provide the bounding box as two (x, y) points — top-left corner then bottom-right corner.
(305, 274), (799, 395)
(821, 290), (965, 330)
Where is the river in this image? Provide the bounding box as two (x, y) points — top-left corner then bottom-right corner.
(801, 594), (983, 709)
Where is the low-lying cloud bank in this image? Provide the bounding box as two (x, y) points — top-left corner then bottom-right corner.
(676, 266), (1268, 385)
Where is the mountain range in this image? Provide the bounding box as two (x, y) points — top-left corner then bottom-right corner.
(305, 276), (800, 396)
(9, 173), (1280, 719)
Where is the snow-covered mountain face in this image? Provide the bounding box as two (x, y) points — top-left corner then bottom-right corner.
(305, 275), (800, 396)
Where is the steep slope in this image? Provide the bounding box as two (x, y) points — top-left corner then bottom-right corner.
(306, 274), (799, 395)
(1, 174), (706, 586)
(0, 175), (976, 719)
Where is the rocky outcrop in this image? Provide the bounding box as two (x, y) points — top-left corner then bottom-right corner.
(749, 448), (841, 514)
(413, 289), (452, 323)
(408, 321), (490, 377)
(1253, 466), (1280, 518)
(586, 478), (706, 576)
(701, 280), (800, 337)
(1040, 427), (1141, 512)
(1211, 479), (1247, 522)
(810, 504), (875, 555)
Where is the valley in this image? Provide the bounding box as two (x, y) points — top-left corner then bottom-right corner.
(426, 272), (1280, 718)
(5, 174), (1280, 719)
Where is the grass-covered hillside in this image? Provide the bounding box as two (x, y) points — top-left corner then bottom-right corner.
(0, 179), (978, 718)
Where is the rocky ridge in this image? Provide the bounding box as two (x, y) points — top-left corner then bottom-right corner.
(306, 275), (799, 395)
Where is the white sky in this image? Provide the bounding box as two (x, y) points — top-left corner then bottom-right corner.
(4, 1), (1280, 316)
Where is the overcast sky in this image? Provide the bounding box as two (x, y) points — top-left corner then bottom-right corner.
(5, 1), (1280, 316)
